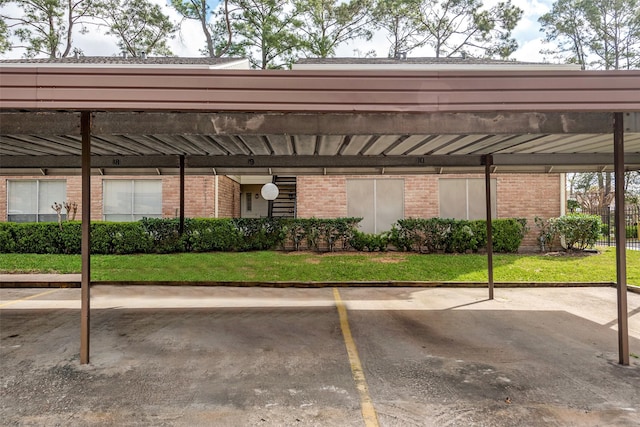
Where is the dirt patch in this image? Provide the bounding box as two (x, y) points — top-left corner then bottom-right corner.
(542, 250), (600, 257)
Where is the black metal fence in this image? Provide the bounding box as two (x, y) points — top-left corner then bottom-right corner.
(581, 206), (640, 250)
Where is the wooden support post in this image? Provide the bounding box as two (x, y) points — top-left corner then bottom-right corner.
(613, 112), (629, 366)
(485, 155), (494, 300)
(80, 111), (91, 365)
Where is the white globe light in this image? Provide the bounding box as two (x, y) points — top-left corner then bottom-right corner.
(261, 183), (279, 200)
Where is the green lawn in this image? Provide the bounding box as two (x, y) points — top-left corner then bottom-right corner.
(1, 247), (638, 285)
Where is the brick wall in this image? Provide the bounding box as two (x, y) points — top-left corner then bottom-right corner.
(0, 175), (242, 221)
(218, 176), (241, 218)
(297, 174), (562, 250)
(296, 176), (348, 218)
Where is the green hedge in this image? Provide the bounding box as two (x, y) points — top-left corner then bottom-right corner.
(0, 216), (528, 254)
(0, 218), (362, 254)
(387, 218), (526, 253)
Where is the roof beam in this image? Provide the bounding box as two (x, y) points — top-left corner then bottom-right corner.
(0, 111), (616, 136)
(3, 153), (640, 170)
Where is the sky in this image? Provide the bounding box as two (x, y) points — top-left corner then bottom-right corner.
(0, 0), (557, 63)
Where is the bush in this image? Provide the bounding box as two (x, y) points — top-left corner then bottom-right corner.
(139, 218), (183, 253)
(492, 218), (528, 253)
(627, 225), (638, 239)
(536, 214), (601, 251)
(389, 217), (526, 254)
(350, 230), (388, 252)
(91, 222), (152, 254)
(182, 218), (241, 252)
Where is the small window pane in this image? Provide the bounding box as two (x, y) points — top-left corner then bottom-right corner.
(104, 180), (132, 215)
(133, 180), (162, 215)
(8, 181), (37, 217)
(38, 181), (66, 214)
(104, 214), (134, 222)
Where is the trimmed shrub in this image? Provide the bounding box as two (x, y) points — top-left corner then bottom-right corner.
(492, 218), (528, 253)
(139, 218), (183, 253)
(536, 214), (601, 252)
(389, 217), (526, 254)
(182, 218), (241, 252)
(350, 230), (389, 252)
(91, 222), (152, 254)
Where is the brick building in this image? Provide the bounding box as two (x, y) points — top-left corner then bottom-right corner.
(0, 56), (574, 250)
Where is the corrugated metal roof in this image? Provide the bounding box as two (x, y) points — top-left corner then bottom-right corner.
(1, 66), (638, 176)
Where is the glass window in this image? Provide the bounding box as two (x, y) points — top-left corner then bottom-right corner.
(7, 180), (67, 222)
(103, 180), (162, 221)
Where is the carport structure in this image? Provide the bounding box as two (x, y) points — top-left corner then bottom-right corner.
(1, 65), (639, 366)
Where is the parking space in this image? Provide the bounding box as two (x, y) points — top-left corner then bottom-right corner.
(1, 286), (639, 426)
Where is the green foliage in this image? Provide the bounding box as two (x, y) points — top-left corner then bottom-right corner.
(96, 0), (176, 56)
(539, 0), (640, 69)
(231, 217), (287, 250)
(373, 0), (523, 59)
(1, 0), (96, 58)
(0, 17), (10, 53)
(296, 0), (374, 58)
(91, 222), (153, 254)
(626, 225), (638, 239)
(228, 0), (306, 69)
(350, 230), (389, 252)
(389, 217), (526, 253)
(418, 0), (523, 59)
(535, 214), (601, 251)
(491, 218), (528, 253)
(139, 218), (183, 253)
(182, 218), (241, 252)
(0, 216), (530, 255)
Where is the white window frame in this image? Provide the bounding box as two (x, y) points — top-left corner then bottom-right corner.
(7, 179), (67, 223)
(102, 179), (162, 222)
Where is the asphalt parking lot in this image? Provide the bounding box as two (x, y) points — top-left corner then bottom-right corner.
(1, 286), (639, 426)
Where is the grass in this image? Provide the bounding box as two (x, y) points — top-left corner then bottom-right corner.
(1, 247), (638, 285)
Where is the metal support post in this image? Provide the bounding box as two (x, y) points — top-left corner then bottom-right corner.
(485, 155), (494, 300)
(80, 111), (91, 364)
(179, 155), (185, 235)
(613, 112), (629, 366)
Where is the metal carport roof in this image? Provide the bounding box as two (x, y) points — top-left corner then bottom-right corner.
(0, 64), (638, 367)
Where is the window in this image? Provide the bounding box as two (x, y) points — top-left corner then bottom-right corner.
(103, 180), (162, 221)
(439, 178), (497, 220)
(347, 179), (404, 233)
(245, 192), (252, 212)
(7, 180), (66, 222)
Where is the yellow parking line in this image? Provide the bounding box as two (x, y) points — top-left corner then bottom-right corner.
(0, 289), (60, 308)
(333, 288), (380, 427)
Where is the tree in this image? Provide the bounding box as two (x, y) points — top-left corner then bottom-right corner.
(296, 0), (374, 58)
(171, 0), (232, 57)
(541, 0), (639, 208)
(227, 0), (305, 69)
(417, 0), (522, 58)
(539, 0), (640, 69)
(373, 0), (522, 59)
(95, 0), (176, 57)
(0, 17), (10, 53)
(372, 0), (424, 58)
(0, 0), (97, 58)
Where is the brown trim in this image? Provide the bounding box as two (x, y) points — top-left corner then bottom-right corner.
(2, 68), (639, 113)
